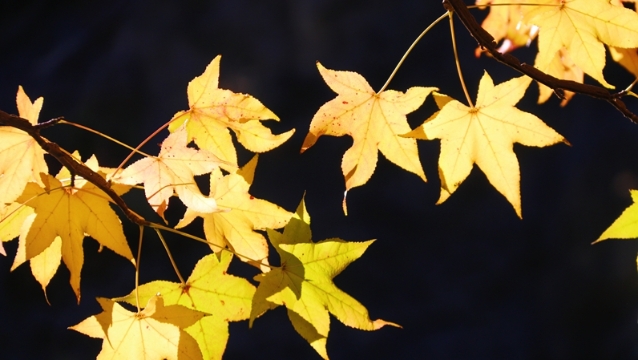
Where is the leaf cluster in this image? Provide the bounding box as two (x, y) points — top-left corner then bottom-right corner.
(1, 0), (638, 359)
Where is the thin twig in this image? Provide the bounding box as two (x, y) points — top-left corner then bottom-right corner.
(378, 12), (449, 93)
(135, 225), (143, 313)
(60, 120), (153, 158)
(149, 222), (275, 270)
(449, 12), (474, 108)
(112, 114), (181, 179)
(154, 228), (185, 284)
(442, 0), (638, 124)
(0, 110), (150, 226)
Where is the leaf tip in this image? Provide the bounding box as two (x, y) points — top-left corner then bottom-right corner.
(591, 237), (605, 245)
(300, 133), (318, 154)
(342, 191), (348, 216)
(373, 319), (402, 330)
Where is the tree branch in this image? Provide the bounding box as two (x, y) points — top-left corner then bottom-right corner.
(0, 109), (150, 227)
(442, 0), (638, 124)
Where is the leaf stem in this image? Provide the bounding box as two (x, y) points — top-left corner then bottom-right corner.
(442, 0), (638, 123)
(378, 11), (449, 93)
(135, 225), (143, 313)
(153, 228), (185, 284)
(623, 78), (638, 94)
(112, 114), (182, 179)
(149, 222), (275, 270)
(449, 12), (474, 108)
(59, 120), (153, 158)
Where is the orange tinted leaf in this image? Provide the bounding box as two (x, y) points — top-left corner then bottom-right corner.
(169, 55), (294, 168)
(536, 48), (583, 105)
(112, 127), (224, 219)
(475, 0), (538, 55)
(301, 62), (435, 211)
(610, 46), (638, 78)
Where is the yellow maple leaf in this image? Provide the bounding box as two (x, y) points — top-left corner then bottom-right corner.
(524, 0), (638, 88)
(301, 62), (436, 212)
(609, 0), (638, 78)
(175, 155), (292, 271)
(169, 55), (294, 168)
(0, 86), (48, 205)
(0, 201), (33, 242)
(12, 155), (134, 301)
(111, 126), (224, 220)
(11, 212), (61, 303)
(113, 251), (255, 360)
(70, 295), (205, 360)
(610, 46), (638, 78)
(475, 0), (538, 56)
(537, 47), (583, 105)
(250, 198), (398, 359)
(405, 72), (567, 218)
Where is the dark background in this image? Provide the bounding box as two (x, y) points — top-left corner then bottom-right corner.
(1, 0), (638, 359)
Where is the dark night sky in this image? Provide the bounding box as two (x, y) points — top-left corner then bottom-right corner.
(2, 0), (638, 359)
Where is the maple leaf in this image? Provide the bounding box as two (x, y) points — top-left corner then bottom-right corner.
(114, 251), (255, 360)
(301, 62), (436, 212)
(0, 86), (48, 205)
(70, 295), (206, 360)
(609, 0), (638, 78)
(12, 212), (61, 303)
(175, 155), (291, 271)
(0, 201), (33, 242)
(250, 198), (399, 359)
(524, 0), (638, 88)
(609, 46), (638, 78)
(595, 190), (638, 243)
(475, 0), (538, 56)
(405, 72), (567, 217)
(111, 126), (224, 220)
(11, 154), (134, 301)
(168, 55), (294, 168)
(537, 47), (583, 106)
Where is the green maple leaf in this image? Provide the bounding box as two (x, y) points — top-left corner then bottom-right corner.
(250, 199), (399, 359)
(596, 190), (638, 242)
(114, 251), (255, 360)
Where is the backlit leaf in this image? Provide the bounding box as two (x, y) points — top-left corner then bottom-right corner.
(111, 126), (224, 220)
(406, 72), (567, 217)
(175, 155), (291, 271)
(0, 86), (48, 205)
(70, 296), (205, 360)
(169, 55), (294, 168)
(113, 251), (255, 360)
(250, 198), (398, 359)
(12, 155), (134, 301)
(301, 62), (435, 212)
